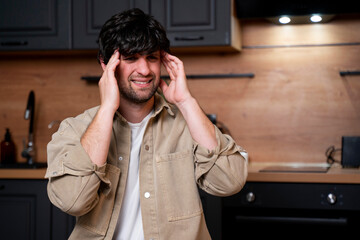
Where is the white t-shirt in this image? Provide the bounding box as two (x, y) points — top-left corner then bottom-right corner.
(113, 111), (153, 240)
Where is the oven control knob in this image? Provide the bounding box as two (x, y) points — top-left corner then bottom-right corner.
(327, 193), (337, 205)
(246, 192), (255, 203)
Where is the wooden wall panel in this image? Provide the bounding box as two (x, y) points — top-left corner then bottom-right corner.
(0, 15), (359, 166)
(180, 46), (360, 163)
(0, 55), (102, 165)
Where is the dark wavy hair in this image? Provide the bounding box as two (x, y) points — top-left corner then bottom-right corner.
(97, 8), (170, 64)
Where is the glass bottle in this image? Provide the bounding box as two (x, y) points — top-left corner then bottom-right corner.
(1, 128), (16, 164)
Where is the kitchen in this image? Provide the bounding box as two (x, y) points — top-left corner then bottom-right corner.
(0, 0), (360, 239)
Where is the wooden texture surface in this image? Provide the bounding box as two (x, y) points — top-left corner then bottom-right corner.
(0, 14), (359, 165)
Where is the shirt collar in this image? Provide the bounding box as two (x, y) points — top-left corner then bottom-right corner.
(154, 91), (175, 117)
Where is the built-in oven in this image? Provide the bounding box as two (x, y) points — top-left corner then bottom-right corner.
(221, 182), (360, 239)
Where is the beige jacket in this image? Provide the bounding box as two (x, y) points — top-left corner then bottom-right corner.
(46, 93), (248, 240)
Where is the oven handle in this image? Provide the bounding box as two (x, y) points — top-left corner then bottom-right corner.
(235, 215), (348, 225)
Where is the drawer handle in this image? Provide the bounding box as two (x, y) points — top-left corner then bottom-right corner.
(174, 36), (204, 41)
(0, 185), (5, 190)
(1, 41), (28, 46)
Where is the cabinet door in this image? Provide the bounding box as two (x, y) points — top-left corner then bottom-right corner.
(151, 0), (234, 49)
(52, 205), (76, 240)
(199, 188), (222, 240)
(0, 180), (51, 240)
(0, 0), (71, 51)
(72, 0), (150, 49)
(0, 179), (75, 240)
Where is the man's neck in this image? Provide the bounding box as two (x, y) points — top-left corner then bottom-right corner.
(119, 96), (154, 123)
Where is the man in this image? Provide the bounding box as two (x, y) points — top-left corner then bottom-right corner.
(46, 8), (248, 240)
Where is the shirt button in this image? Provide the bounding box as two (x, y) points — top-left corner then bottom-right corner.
(118, 156), (123, 161)
(144, 145), (150, 151)
(144, 192), (150, 198)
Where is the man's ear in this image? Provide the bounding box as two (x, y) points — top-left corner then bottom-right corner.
(101, 61), (107, 71)
(100, 58), (107, 71)
(97, 54), (106, 70)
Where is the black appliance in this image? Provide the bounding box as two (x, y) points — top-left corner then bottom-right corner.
(342, 136), (360, 168)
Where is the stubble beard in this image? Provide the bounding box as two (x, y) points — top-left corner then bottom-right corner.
(119, 73), (159, 104)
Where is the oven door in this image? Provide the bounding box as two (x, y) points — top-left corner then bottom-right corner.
(222, 182), (360, 238)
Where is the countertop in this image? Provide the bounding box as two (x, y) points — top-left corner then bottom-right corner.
(247, 162), (360, 184)
(0, 168), (47, 179)
(0, 162), (360, 184)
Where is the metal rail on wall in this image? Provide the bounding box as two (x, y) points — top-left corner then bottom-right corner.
(81, 73), (255, 82)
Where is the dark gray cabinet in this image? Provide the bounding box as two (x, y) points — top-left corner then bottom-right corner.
(0, 179), (75, 240)
(72, 0), (150, 49)
(72, 0), (241, 51)
(151, 0), (241, 51)
(1, 0), (240, 52)
(199, 189), (222, 240)
(0, 0), (71, 51)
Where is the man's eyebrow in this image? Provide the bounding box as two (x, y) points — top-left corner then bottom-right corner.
(142, 51), (160, 56)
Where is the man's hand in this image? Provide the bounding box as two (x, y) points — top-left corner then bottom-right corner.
(99, 50), (121, 114)
(160, 52), (192, 108)
(81, 50), (121, 167)
(160, 52), (218, 151)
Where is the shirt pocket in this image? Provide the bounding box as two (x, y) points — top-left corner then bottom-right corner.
(156, 150), (203, 222)
(76, 164), (120, 236)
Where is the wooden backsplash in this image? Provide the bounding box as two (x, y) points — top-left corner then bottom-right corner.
(0, 14), (359, 166)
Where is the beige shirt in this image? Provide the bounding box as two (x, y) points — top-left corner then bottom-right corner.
(45, 93), (248, 240)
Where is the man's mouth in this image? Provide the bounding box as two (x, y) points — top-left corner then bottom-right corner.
(131, 79), (152, 85)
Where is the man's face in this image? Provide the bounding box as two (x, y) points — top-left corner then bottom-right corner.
(116, 50), (161, 104)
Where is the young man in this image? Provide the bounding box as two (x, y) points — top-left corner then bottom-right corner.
(46, 8), (248, 240)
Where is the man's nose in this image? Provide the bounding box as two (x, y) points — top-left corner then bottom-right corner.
(136, 57), (151, 76)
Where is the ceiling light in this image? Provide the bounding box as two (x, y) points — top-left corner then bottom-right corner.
(267, 14), (335, 25)
(279, 16), (291, 24)
(310, 15), (322, 22)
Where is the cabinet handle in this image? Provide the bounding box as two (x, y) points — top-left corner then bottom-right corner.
(0, 185), (4, 190)
(1, 41), (28, 46)
(174, 36), (204, 41)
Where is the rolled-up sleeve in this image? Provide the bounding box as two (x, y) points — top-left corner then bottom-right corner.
(194, 126), (248, 197)
(45, 110), (111, 216)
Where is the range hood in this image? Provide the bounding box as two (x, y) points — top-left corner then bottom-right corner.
(235, 0), (360, 19)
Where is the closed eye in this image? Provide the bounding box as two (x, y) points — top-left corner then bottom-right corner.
(147, 55), (160, 62)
